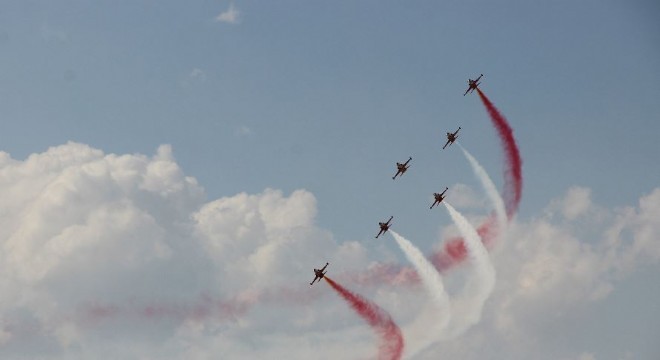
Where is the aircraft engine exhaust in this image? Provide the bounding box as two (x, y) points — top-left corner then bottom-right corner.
(476, 88), (523, 217)
(325, 277), (404, 360)
(390, 230), (451, 357)
(460, 145), (508, 233)
(390, 231), (450, 328)
(442, 202), (496, 337)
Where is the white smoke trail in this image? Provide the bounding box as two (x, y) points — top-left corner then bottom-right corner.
(390, 230), (451, 357)
(460, 145), (507, 233)
(442, 202), (496, 339)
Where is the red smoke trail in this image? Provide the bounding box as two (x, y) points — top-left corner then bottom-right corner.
(325, 277), (404, 360)
(430, 216), (498, 271)
(476, 88), (523, 217)
(75, 285), (324, 329)
(78, 294), (252, 327)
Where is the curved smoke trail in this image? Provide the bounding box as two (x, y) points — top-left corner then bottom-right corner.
(442, 202), (496, 337)
(476, 88), (523, 217)
(390, 230), (451, 357)
(430, 88), (522, 271)
(460, 145), (507, 233)
(325, 277), (404, 360)
(390, 231), (450, 327)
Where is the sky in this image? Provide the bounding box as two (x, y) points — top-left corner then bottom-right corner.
(0, 1), (658, 359)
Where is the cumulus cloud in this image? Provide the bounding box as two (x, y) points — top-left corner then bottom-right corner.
(188, 68), (206, 83)
(545, 186), (593, 221)
(0, 142), (377, 358)
(443, 183), (488, 210)
(0, 143), (657, 359)
(215, 3), (240, 24)
(234, 126), (252, 137)
(415, 186), (660, 359)
(180, 68), (207, 89)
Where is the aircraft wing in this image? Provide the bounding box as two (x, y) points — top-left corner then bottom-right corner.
(463, 87), (470, 96)
(310, 276), (319, 285)
(442, 139), (451, 149)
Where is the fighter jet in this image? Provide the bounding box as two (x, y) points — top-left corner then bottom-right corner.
(443, 127), (461, 149)
(463, 74), (483, 96)
(310, 262), (329, 285)
(392, 157), (412, 180)
(430, 187), (449, 209)
(375, 216), (393, 238)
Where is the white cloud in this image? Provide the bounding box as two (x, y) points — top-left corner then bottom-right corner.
(188, 68), (206, 83)
(180, 68), (207, 89)
(215, 3), (240, 24)
(413, 186), (660, 359)
(546, 186), (593, 221)
(575, 353), (597, 360)
(234, 125), (252, 137)
(0, 143), (657, 359)
(0, 142), (378, 358)
(444, 183), (488, 210)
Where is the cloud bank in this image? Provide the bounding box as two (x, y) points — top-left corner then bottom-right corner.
(0, 143), (657, 359)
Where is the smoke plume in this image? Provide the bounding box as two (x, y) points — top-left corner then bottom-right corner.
(325, 277), (404, 360)
(390, 230), (451, 356)
(442, 202), (496, 337)
(476, 88), (523, 217)
(460, 145), (507, 233)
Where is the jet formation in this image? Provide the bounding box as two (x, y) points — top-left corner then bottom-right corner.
(312, 74), (483, 282)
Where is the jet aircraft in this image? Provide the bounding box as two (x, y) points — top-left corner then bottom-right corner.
(375, 216), (393, 238)
(392, 157), (412, 180)
(443, 127), (461, 149)
(430, 187), (449, 209)
(310, 262), (329, 285)
(463, 74), (483, 96)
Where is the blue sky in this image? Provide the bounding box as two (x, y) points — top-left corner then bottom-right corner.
(0, 1), (658, 358)
(1, 1), (658, 243)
